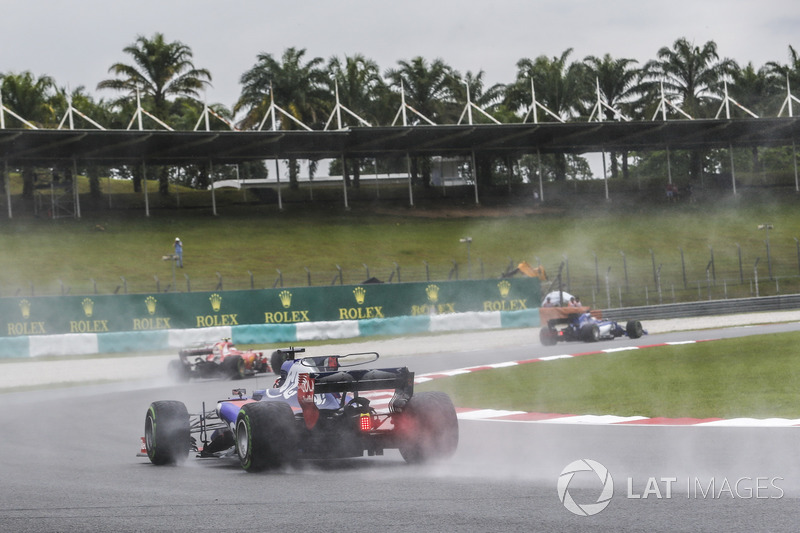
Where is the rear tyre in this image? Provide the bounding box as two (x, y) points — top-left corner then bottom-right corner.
(235, 402), (298, 472)
(398, 391), (459, 464)
(222, 355), (246, 380)
(581, 323), (600, 342)
(270, 351), (287, 375)
(144, 401), (190, 465)
(626, 320), (644, 339)
(539, 327), (558, 346)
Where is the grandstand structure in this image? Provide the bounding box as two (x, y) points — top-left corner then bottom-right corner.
(1, 82), (800, 217)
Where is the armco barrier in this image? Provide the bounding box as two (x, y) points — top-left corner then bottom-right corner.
(0, 308), (539, 359)
(601, 294), (800, 322)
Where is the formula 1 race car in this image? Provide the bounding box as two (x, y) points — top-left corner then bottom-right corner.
(168, 339), (270, 381)
(539, 311), (644, 346)
(143, 347), (459, 472)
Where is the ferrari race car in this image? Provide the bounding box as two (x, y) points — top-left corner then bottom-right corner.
(539, 311), (645, 346)
(168, 339), (270, 381)
(143, 347), (459, 472)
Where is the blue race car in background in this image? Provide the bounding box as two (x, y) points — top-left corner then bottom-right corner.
(539, 311), (645, 346)
(142, 347), (459, 472)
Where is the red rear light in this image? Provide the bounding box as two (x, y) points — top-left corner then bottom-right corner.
(359, 414), (372, 431)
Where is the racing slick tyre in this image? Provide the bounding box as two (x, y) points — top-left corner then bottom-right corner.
(144, 401), (191, 465)
(539, 327), (558, 346)
(235, 402), (298, 472)
(626, 320), (644, 339)
(398, 391), (459, 464)
(222, 355), (246, 380)
(270, 350), (287, 375)
(167, 360), (191, 382)
(581, 323), (600, 342)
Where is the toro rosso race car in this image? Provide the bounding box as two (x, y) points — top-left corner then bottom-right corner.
(143, 347), (459, 472)
(539, 311), (645, 346)
(168, 339), (270, 381)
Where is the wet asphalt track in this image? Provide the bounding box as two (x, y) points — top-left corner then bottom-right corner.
(2, 323), (800, 532)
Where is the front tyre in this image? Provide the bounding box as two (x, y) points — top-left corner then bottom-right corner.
(235, 402), (298, 472)
(398, 391), (459, 464)
(144, 401), (190, 465)
(581, 323), (600, 342)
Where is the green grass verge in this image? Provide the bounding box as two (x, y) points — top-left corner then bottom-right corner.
(3, 170), (800, 305)
(418, 332), (800, 419)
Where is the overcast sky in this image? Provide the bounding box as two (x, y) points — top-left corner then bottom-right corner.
(1, 0), (798, 113)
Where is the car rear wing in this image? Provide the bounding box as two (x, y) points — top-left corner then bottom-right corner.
(296, 367), (415, 429)
(310, 367), (414, 397)
(178, 346), (214, 360)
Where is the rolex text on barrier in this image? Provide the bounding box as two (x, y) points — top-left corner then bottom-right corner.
(0, 278), (540, 337)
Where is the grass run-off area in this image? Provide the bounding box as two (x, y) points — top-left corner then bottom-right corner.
(417, 331), (800, 419)
(3, 184), (800, 305)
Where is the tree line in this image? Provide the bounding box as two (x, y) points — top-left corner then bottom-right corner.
(1, 33), (799, 199)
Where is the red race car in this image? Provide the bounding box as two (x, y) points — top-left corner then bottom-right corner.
(168, 339), (270, 381)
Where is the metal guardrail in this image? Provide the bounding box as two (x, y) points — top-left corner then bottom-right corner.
(600, 294), (800, 322)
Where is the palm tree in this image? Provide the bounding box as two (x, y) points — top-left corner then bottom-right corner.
(236, 47), (328, 189)
(766, 45), (800, 98)
(643, 37), (735, 181)
(447, 70), (511, 188)
(583, 54), (644, 179)
(644, 38), (736, 116)
(385, 57), (458, 186)
(509, 49), (587, 120)
(453, 69), (505, 123)
(0, 71), (57, 127)
(726, 61), (784, 174)
(327, 54), (388, 187)
(507, 49), (588, 181)
(98, 33), (211, 117)
(51, 86), (117, 198)
(97, 33), (212, 194)
(385, 57), (459, 124)
(582, 54), (642, 118)
(327, 54), (386, 123)
(0, 71), (57, 198)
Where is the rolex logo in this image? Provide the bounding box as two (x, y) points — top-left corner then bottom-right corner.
(82, 298), (94, 317)
(353, 286), (366, 305)
(145, 296), (157, 316)
(19, 299), (31, 319)
(209, 293), (222, 312)
(426, 284), (440, 303)
(498, 280), (511, 299)
(279, 290), (292, 309)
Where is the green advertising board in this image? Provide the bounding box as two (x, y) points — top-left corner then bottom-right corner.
(0, 277), (540, 337)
